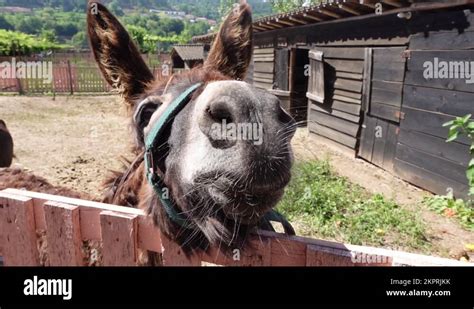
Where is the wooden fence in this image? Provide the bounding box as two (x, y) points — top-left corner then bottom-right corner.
(0, 55), (168, 94)
(0, 62), (164, 94)
(0, 188), (470, 267)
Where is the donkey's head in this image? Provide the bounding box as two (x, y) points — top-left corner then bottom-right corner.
(88, 1), (296, 252)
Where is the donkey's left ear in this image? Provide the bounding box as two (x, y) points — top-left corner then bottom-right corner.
(87, 1), (154, 109)
(204, 1), (253, 80)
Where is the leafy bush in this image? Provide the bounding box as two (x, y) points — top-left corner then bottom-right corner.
(424, 193), (474, 230)
(0, 29), (65, 55)
(443, 114), (474, 196)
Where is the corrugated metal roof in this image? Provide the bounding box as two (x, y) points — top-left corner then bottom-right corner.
(171, 44), (205, 61)
(191, 0), (474, 43)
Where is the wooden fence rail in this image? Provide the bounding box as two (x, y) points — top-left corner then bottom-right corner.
(0, 188), (471, 266)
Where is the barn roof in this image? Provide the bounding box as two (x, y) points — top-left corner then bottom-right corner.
(191, 0), (474, 43)
(170, 44), (205, 61)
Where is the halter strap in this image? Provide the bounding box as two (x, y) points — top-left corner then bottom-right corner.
(144, 83), (202, 228)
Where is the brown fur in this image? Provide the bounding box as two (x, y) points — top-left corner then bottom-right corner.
(203, 2), (253, 80)
(87, 0), (154, 111)
(0, 120), (13, 168)
(0, 168), (92, 200)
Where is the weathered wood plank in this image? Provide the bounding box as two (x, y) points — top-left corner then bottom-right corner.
(394, 158), (469, 197)
(308, 122), (358, 149)
(403, 85), (474, 117)
(370, 102), (401, 123)
(161, 234), (201, 266)
(275, 48), (289, 91)
(400, 107), (471, 146)
(306, 245), (355, 266)
(333, 78), (363, 93)
(310, 109), (360, 137)
(254, 48), (275, 54)
(410, 30), (474, 50)
(311, 103), (360, 123)
(253, 81), (273, 90)
(306, 245), (393, 266)
(405, 50), (474, 92)
(371, 80), (403, 108)
(332, 100), (362, 116)
(334, 89), (362, 100)
(44, 201), (83, 266)
(325, 59), (364, 74)
(312, 47), (365, 60)
(362, 47), (373, 113)
(371, 47), (406, 82)
(270, 235), (306, 266)
(382, 123), (399, 173)
(396, 143), (468, 185)
(254, 62), (274, 73)
(307, 53), (325, 103)
(358, 115), (377, 161)
(100, 211), (138, 266)
(253, 72), (274, 80)
(201, 238), (271, 266)
(372, 118), (389, 168)
(0, 193), (39, 266)
(333, 94), (361, 105)
(335, 71), (363, 81)
(398, 128), (470, 166)
(137, 217), (162, 253)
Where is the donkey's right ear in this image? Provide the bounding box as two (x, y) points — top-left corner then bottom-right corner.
(87, 1), (154, 108)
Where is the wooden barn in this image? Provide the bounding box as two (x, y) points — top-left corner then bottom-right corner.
(170, 44), (206, 70)
(193, 0), (474, 198)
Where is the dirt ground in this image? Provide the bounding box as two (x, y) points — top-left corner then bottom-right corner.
(0, 95), (132, 200)
(0, 95), (472, 259)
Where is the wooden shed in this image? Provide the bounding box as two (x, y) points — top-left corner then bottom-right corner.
(170, 44), (206, 70)
(194, 0), (474, 198)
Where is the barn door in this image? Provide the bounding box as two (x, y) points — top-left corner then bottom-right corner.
(268, 49), (291, 113)
(358, 47), (407, 172)
(274, 48), (289, 91)
(306, 46), (365, 154)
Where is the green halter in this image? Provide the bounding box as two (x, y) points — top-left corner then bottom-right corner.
(144, 83), (202, 228)
(143, 82), (295, 235)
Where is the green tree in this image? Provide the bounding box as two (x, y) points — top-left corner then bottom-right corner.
(17, 16), (43, 35)
(109, 0), (125, 17)
(0, 15), (13, 30)
(219, 0), (235, 20)
(71, 31), (88, 49)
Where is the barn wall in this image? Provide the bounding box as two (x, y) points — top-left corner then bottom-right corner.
(253, 47), (274, 90)
(394, 10), (474, 198)
(252, 7), (474, 197)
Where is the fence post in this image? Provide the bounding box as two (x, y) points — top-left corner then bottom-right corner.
(15, 77), (23, 95)
(67, 60), (74, 95)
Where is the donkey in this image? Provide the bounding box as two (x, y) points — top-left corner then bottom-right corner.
(88, 1), (296, 255)
(0, 120), (13, 168)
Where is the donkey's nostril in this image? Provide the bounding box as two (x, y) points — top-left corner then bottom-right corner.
(199, 100), (238, 149)
(207, 102), (234, 124)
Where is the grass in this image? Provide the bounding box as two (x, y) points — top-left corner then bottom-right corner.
(276, 160), (430, 252)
